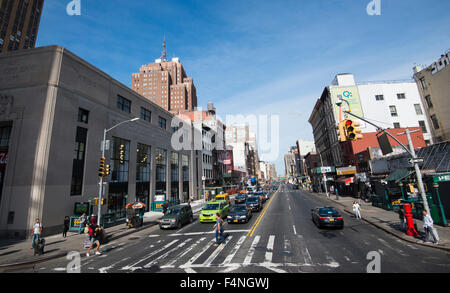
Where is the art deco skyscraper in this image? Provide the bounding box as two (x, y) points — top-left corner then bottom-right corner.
(131, 40), (198, 114)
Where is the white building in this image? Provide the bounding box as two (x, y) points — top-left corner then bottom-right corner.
(309, 73), (432, 167)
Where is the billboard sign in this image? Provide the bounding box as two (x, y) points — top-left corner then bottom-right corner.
(330, 86), (364, 123)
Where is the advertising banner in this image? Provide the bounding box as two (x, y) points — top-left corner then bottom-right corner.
(330, 86), (364, 122)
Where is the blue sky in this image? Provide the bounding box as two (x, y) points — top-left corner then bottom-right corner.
(37, 0), (450, 175)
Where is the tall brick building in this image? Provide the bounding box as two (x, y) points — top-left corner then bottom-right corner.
(0, 0), (44, 53)
(131, 40), (198, 114)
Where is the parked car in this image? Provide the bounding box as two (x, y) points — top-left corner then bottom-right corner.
(227, 205), (252, 224)
(159, 204), (193, 229)
(246, 196), (262, 212)
(311, 207), (344, 229)
(199, 200), (230, 223)
(234, 193), (248, 204)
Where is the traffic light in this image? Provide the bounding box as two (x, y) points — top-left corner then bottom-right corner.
(105, 164), (110, 176)
(99, 157), (105, 177)
(345, 120), (363, 140)
(337, 120), (347, 142)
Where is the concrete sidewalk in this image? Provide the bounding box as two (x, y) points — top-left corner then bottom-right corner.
(307, 189), (450, 252)
(0, 200), (206, 269)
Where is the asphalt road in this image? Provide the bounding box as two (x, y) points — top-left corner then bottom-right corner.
(32, 184), (450, 273)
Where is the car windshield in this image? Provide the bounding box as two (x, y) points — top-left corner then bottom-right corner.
(166, 208), (180, 215)
(318, 208), (339, 216)
(231, 206), (246, 212)
(204, 203), (220, 210)
(247, 197), (258, 202)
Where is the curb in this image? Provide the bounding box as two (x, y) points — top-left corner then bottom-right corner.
(0, 203), (207, 269)
(306, 190), (450, 252)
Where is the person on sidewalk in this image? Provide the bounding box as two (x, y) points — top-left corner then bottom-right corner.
(423, 210), (438, 244)
(78, 213), (87, 234)
(213, 213), (226, 247)
(353, 201), (362, 219)
(63, 216), (70, 238)
(398, 207), (406, 231)
(30, 218), (42, 250)
(86, 219), (102, 256)
(162, 201), (169, 215)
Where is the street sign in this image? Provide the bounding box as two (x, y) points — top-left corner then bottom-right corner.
(408, 158), (424, 165)
(101, 140), (110, 151)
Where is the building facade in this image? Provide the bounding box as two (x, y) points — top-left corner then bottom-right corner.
(0, 46), (198, 238)
(0, 0), (44, 53)
(131, 41), (198, 114)
(413, 52), (450, 143)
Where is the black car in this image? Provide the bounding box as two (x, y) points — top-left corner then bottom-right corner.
(246, 196), (262, 212)
(252, 192), (266, 203)
(234, 193), (248, 204)
(227, 205), (252, 224)
(159, 204), (194, 229)
(311, 207), (344, 229)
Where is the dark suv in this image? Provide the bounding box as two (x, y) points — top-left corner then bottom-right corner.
(159, 204), (194, 229)
(246, 196), (262, 212)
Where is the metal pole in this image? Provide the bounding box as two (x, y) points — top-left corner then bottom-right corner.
(97, 128), (106, 226)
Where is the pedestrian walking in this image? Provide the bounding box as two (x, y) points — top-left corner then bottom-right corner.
(86, 219), (102, 256)
(30, 218), (42, 250)
(78, 213), (87, 234)
(162, 200), (169, 215)
(353, 201), (362, 219)
(213, 213), (226, 246)
(63, 216), (70, 238)
(335, 186), (339, 200)
(398, 207), (406, 231)
(423, 210), (438, 244)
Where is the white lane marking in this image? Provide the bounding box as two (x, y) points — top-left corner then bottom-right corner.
(162, 237), (207, 268)
(324, 256), (340, 268)
(222, 235), (246, 266)
(243, 235), (260, 265)
(204, 236), (233, 267)
(293, 225), (297, 235)
(265, 235), (275, 263)
(144, 238), (193, 268)
(98, 257), (131, 273)
(169, 230), (249, 237)
(53, 268), (66, 272)
(297, 235), (313, 265)
(148, 235), (159, 238)
(283, 237), (292, 264)
(184, 267), (197, 273)
(120, 239), (179, 271)
(180, 237), (215, 269)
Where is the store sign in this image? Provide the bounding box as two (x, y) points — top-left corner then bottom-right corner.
(223, 159), (232, 165)
(0, 152), (7, 165)
(317, 166), (333, 173)
(337, 166), (357, 176)
(437, 175), (450, 182)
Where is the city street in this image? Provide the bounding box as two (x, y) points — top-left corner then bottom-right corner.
(32, 185), (450, 273)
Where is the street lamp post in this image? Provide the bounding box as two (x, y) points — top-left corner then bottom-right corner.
(97, 117), (139, 226)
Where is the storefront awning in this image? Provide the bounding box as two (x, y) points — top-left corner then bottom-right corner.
(386, 168), (414, 182)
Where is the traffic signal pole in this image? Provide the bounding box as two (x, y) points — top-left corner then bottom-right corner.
(339, 107), (434, 235)
(97, 128), (107, 226)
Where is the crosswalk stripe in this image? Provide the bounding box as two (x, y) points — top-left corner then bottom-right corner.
(144, 238), (193, 268)
(204, 236), (233, 267)
(265, 235), (275, 263)
(297, 235), (313, 265)
(243, 235), (260, 265)
(121, 239), (179, 271)
(221, 235), (246, 266)
(162, 237), (207, 268)
(180, 237), (215, 269)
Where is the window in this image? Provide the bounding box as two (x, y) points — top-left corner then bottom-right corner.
(71, 127), (87, 196)
(424, 95), (433, 108)
(418, 121), (427, 133)
(393, 122), (401, 129)
(414, 104), (423, 115)
(158, 116), (166, 129)
(117, 95), (131, 113)
(431, 114), (439, 129)
(420, 77), (427, 90)
(140, 107), (151, 122)
(389, 105), (398, 117)
(77, 108), (89, 123)
(375, 95), (384, 101)
(397, 93), (406, 100)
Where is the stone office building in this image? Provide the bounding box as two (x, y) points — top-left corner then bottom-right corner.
(0, 45), (198, 238)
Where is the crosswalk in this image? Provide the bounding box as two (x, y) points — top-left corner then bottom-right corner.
(110, 233), (350, 273)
